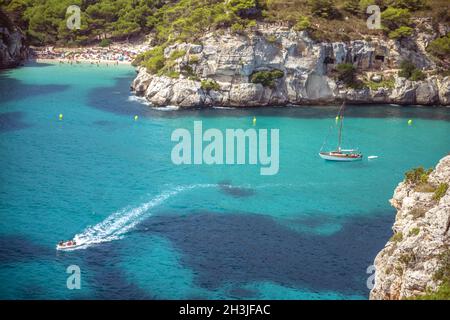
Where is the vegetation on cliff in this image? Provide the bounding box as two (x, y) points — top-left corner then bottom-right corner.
(414, 250), (450, 299)
(250, 69), (284, 88)
(398, 60), (426, 81)
(1, 0), (448, 46)
(371, 157), (450, 300)
(3, 0), (447, 84)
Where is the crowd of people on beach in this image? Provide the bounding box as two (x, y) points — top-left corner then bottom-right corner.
(32, 43), (150, 65)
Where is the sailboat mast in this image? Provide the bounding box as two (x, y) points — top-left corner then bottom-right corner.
(338, 116), (343, 151)
(337, 102), (345, 152)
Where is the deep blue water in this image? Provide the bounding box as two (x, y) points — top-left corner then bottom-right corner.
(0, 62), (449, 299)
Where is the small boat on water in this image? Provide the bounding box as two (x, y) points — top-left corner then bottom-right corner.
(319, 102), (363, 161)
(56, 239), (82, 250)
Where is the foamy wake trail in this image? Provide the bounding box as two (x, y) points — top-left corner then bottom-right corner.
(127, 95), (150, 105)
(70, 182), (290, 250)
(72, 184), (216, 249)
(127, 96), (179, 111)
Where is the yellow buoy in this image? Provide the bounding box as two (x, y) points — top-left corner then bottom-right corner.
(408, 119), (413, 126)
(59, 113), (63, 120)
(134, 115), (139, 121)
(252, 116), (256, 126)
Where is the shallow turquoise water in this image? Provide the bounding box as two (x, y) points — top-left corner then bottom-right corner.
(0, 62), (449, 299)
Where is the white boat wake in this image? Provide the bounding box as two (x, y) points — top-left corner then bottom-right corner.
(71, 184), (216, 250)
(66, 182), (287, 251)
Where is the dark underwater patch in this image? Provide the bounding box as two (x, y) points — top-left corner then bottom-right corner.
(93, 120), (114, 126)
(138, 211), (394, 297)
(87, 75), (150, 117)
(218, 180), (255, 198)
(0, 112), (30, 132)
(0, 235), (55, 263)
(228, 286), (258, 299)
(0, 73), (69, 105)
(72, 241), (153, 299)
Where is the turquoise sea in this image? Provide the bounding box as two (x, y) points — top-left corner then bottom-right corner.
(1, 62), (449, 299)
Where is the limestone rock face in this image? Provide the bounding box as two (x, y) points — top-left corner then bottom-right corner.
(0, 10), (27, 69)
(131, 67), (153, 94)
(415, 78), (439, 105)
(438, 77), (450, 106)
(390, 77), (417, 105)
(130, 25), (450, 107)
(370, 155), (450, 300)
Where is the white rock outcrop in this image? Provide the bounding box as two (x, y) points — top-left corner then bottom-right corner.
(370, 155), (450, 300)
(131, 26), (450, 107)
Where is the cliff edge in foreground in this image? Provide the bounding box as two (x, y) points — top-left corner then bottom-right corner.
(370, 155), (450, 300)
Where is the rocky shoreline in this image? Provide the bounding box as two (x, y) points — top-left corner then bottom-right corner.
(131, 24), (450, 108)
(370, 155), (450, 300)
(0, 9), (27, 69)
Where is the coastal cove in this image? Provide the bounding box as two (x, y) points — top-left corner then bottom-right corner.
(1, 63), (450, 299)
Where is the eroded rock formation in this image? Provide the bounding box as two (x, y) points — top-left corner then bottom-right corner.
(131, 24), (450, 107)
(370, 155), (450, 300)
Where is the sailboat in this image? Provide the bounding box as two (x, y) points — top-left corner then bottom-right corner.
(319, 102), (363, 161)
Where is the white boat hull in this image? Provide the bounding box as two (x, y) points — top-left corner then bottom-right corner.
(319, 152), (363, 161)
(56, 243), (83, 251)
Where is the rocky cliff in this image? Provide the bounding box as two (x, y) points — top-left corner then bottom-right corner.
(131, 23), (450, 107)
(0, 9), (27, 69)
(370, 155), (450, 300)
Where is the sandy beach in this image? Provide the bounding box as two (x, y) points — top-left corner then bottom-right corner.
(33, 58), (131, 65)
(31, 42), (151, 66)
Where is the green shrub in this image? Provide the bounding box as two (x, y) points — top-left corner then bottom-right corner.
(399, 60), (416, 78)
(410, 69), (426, 81)
(142, 46), (166, 74)
(359, 0), (387, 13)
(381, 7), (411, 31)
(265, 35), (278, 44)
(390, 232), (403, 243)
(308, 0), (340, 19)
(433, 251), (450, 282)
(294, 16), (311, 31)
(389, 26), (413, 39)
(427, 34), (450, 60)
(343, 0), (360, 15)
(335, 63), (357, 86)
(388, 0), (427, 11)
(213, 13), (233, 28)
(231, 22), (246, 34)
(247, 19), (257, 28)
(250, 69), (284, 87)
(399, 252), (414, 265)
(188, 55), (200, 64)
(398, 60), (426, 81)
(201, 79), (221, 91)
(133, 46), (167, 74)
(415, 282), (450, 300)
(405, 166), (433, 185)
(99, 38), (112, 47)
(227, 0), (260, 18)
(408, 227), (420, 236)
(169, 50), (187, 60)
(164, 70), (180, 78)
(432, 183), (449, 201)
(364, 76), (395, 90)
(415, 251), (450, 300)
